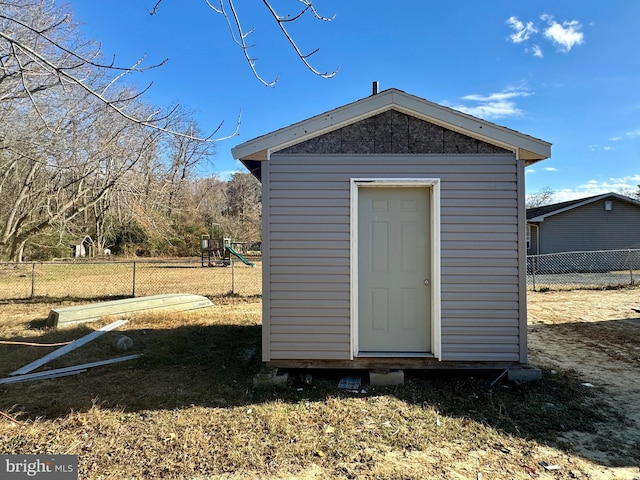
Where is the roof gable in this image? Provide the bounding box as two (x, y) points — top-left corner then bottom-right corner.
(527, 192), (640, 221)
(232, 88), (551, 166)
(278, 109), (512, 156)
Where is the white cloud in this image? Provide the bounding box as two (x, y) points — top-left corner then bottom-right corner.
(588, 143), (616, 152)
(462, 90), (529, 103)
(506, 16), (538, 43)
(552, 175), (640, 201)
(618, 174), (640, 183)
(541, 15), (584, 52)
(594, 130), (640, 150)
(626, 129), (640, 138)
(526, 168), (536, 175)
(606, 130), (640, 143)
(506, 14), (584, 56)
(449, 86), (531, 120)
(551, 189), (592, 202)
(217, 169), (243, 181)
(544, 167), (559, 172)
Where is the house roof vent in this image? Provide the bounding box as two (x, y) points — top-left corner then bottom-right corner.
(372, 81), (379, 95)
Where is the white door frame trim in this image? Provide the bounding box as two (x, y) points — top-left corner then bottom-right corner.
(350, 178), (441, 360)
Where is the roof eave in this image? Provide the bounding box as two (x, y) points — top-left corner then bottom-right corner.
(526, 192), (640, 221)
(232, 88), (552, 163)
(232, 91), (396, 161)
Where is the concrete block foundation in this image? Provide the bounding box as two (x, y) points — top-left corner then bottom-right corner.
(253, 369), (289, 387)
(369, 369), (405, 386)
(508, 366), (543, 382)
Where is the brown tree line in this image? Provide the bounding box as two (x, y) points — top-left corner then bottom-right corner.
(0, 0), (262, 261)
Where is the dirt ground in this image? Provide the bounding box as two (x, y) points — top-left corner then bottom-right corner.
(527, 288), (640, 479)
(2, 290), (640, 479)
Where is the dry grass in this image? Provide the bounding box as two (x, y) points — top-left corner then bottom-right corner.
(0, 293), (638, 479)
(0, 260), (262, 299)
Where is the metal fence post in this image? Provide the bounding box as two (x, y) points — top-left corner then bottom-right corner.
(231, 259), (235, 294)
(30, 262), (35, 298)
(630, 250), (635, 286)
(531, 257), (536, 291)
(132, 261), (136, 297)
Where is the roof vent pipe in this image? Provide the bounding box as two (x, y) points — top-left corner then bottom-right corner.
(372, 81), (379, 95)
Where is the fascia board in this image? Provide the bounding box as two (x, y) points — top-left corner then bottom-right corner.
(232, 88), (552, 161)
(390, 91), (551, 159)
(231, 91), (395, 160)
(611, 192), (640, 208)
(529, 194), (611, 222)
(532, 193), (640, 222)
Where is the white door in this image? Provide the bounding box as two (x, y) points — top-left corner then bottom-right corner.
(358, 186), (431, 353)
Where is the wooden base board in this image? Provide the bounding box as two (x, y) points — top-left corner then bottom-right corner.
(266, 358), (521, 370)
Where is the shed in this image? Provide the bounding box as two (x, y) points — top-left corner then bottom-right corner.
(527, 192), (640, 255)
(71, 235), (96, 258)
(232, 88), (551, 368)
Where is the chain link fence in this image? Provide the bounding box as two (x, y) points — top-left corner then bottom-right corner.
(5, 250), (637, 299)
(0, 258), (262, 300)
(527, 249), (640, 291)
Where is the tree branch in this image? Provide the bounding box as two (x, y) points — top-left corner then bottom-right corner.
(201, 0), (337, 86)
(0, 13), (169, 73)
(1, 29), (237, 141)
(261, 0), (338, 79)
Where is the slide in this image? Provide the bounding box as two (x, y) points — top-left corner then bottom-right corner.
(225, 246), (255, 266)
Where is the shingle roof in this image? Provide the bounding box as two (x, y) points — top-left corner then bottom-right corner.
(232, 88), (551, 168)
(526, 195), (600, 219)
(527, 192), (640, 221)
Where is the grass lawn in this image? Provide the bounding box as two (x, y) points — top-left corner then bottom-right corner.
(0, 293), (637, 479)
(0, 259), (262, 299)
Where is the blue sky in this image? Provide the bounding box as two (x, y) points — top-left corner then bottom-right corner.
(66, 1), (639, 202)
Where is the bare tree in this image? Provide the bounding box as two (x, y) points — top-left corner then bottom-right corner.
(151, 0), (338, 87)
(0, 0), (333, 260)
(0, 0), (238, 141)
(224, 172), (261, 243)
(0, 92), (166, 261)
(526, 187), (556, 208)
(193, 176), (228, 227)
(162, 116), (216, 216)
(2, 0), (335, 139)
(0, 1), (217, 260)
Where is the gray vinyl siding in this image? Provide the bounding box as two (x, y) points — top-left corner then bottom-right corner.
(537, 198), (640, 253)
(265, 153), (521, 362)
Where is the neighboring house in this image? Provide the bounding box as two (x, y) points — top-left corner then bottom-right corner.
(232, 88), (551, 368)
(527, 192), (640, 255)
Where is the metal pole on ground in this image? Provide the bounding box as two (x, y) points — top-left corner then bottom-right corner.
(132, 261), (136, 297)
(231, 258), (235, 294)
(30, 262), (35, 298)
(532, 257), (536, 291)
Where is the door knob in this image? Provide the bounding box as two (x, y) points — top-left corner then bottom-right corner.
(424, 279), (430, 285)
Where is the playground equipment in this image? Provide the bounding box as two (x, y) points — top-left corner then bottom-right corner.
(200, 225), (255, 267)
(226, 245), (255, 266)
